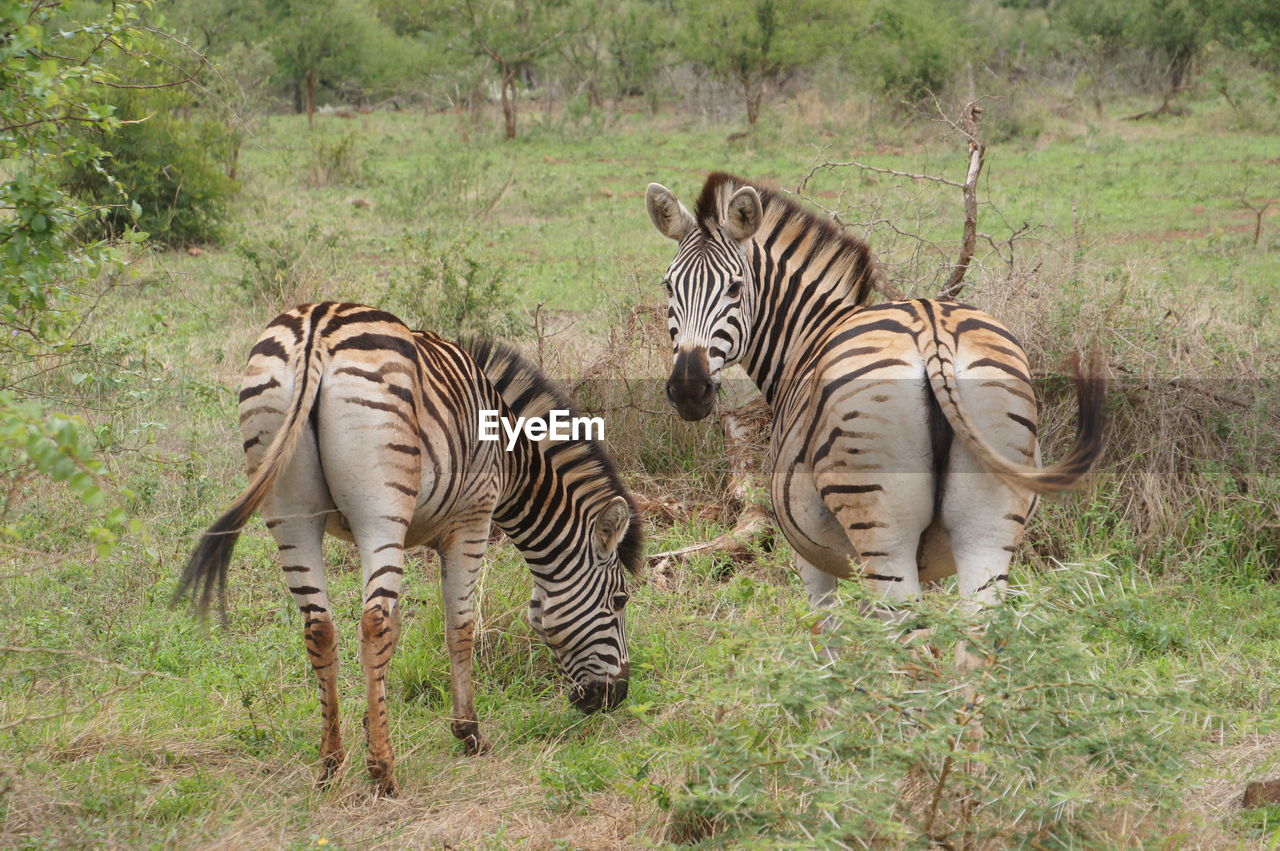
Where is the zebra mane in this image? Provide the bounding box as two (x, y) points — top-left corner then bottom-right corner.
(694, 171), (881, 307)
(459, 337), (644, 574)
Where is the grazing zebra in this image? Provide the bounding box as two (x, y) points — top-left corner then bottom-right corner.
(645, 173), (1102, 625)
(177, 303), (641, 795)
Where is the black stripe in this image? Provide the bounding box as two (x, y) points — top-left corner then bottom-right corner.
(331, 332), (418, 361)
(955, 316), (1023, 350)
(367, 565), (403, 583)
(974, 574), (1009, 593)
(320, 308), (405, 335)
(239, 377), (281, 403)
(1007, 413), (1037, 434)
(819, 483), (883, 497)
(969, 357), (1031, 383)
(267, 311), (305, 341)
(248, 338), (287, 361)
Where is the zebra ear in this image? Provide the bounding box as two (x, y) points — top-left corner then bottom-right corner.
(723, 186), (763, 242)
(647, 183), (695, 241)
(593, 495), (633, 555)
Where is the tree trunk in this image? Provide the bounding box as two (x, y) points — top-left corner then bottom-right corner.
(746, 89), (761, 126)
(501, 71), (517, 140)
(744, 76), (762, 126)
(305, 68), (317, 129)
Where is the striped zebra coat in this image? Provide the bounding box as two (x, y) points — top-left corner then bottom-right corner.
(646, 173), (1102, 623)
(177, 303), (642, 795)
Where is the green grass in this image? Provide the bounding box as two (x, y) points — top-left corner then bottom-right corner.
(2, 90), (1279, 846)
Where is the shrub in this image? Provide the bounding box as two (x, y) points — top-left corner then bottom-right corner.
(849, 0), (968, 103)
(647, 571), (1196, 846)
(60, 44), (238, 247)
(304, 131), (364, 188)
(234, 221), (341, 307)
(382, 234), (524, 339)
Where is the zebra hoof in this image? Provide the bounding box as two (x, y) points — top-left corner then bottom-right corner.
(366, 759), (398, 796)
(316, 749), (346, 788)
(372, 775), (400, 798)
(453, 720), (491, 755)
(463, 733), (492, 756)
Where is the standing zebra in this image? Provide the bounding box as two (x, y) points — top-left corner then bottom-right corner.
(177, 303), (641, 795)
(645, 173), (1102, 625)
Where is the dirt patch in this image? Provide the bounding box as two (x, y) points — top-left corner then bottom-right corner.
(1183, 733), (1280, 837)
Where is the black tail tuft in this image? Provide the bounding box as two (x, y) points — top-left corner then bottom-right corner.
(1065, 349), (1108, 481)
(172, 503), (253, 623)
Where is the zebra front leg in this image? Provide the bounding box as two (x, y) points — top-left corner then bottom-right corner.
(439, 527), (491, 756)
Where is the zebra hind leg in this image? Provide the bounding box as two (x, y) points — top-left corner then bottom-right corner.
(261, 471), (345, 788)
(352, 517), (410, 796)
(359, 600), (402, 794)
(796, 556), (840, 660)
(270, 523), (345, 785)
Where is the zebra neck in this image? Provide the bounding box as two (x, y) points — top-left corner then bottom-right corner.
(741, 251), (864, 404)
(492, 445), (587, 578)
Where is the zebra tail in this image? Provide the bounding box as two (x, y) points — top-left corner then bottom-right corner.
(926, 344), (1106, 494)
(173, 341), (327, 620)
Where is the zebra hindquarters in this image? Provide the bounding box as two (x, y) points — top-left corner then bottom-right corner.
(936, 352), (1040, 614)
(805, 351), (936, 619)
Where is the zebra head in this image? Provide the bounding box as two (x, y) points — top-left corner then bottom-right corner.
(525, 494), (635, 713)
(646, 180), (764, 421)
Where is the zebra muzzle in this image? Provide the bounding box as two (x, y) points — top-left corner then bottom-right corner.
(570, 667), (629, 714)
(666, 349), (717, 421)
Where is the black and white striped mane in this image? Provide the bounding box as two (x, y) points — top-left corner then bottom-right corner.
(460, 337), (644, 574)
(694, 171), (880, 308)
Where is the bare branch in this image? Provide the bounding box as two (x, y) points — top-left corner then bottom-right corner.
(939, 102), (985, 299)
(799, 159), (965, 192)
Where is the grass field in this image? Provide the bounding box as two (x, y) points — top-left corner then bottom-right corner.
(2, 92), (1279, 847)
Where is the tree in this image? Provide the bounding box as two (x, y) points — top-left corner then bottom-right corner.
(435, 0), (568, 139)
(680, 0), (843, 126)
(266, 0), (418, 123)
(605, 0), (673, 105)
(268, 0), (355, 125)
(0, 0), (148, 547)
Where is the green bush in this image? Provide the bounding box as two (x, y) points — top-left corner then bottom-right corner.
(234, 220), (341, 307)
(304, 130), (364, 188)
(383, 234), (525, 339)
(850, 0), (967, 102)
(61, 58), (237, 247)
(647, 570), (1196, 846)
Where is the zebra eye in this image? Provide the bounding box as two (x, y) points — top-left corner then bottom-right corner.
(662, 279), (673, 297)
(725, 279), (743, 299)
(611, 592), (629, 611)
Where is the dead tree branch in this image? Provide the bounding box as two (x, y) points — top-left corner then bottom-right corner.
(1239, 197), (1273, 247)
(939, 101), (985, 299)
(648, 396), (774, 573)
(1123, 86), (1189, 121)
(793, 99), (992, 301)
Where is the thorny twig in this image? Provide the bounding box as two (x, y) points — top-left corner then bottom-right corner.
(794, 98), (1003, 301)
